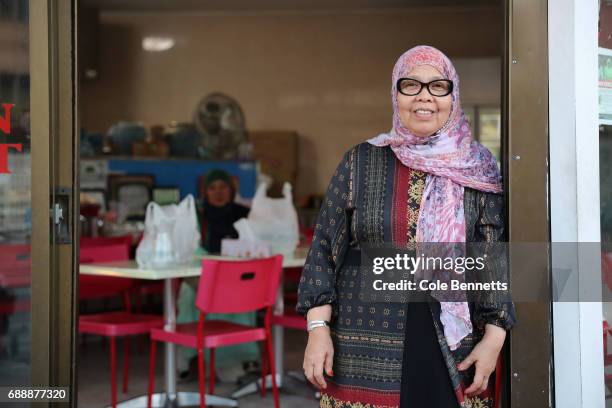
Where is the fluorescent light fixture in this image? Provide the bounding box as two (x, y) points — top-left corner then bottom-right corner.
(142, 36), (175, 52)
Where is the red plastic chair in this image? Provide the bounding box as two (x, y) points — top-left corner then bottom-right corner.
(147, 255), (283, 408)
(603, 320), (612, 397)
(271, 311), (307, 331)
(0, 244), (31, 314)
(80, 236), (134, 305)
(79, 240), (163, 408)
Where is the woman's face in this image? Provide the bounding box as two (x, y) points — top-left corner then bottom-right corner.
(397, 64), (452, 138)
(206, 180), (232, 207)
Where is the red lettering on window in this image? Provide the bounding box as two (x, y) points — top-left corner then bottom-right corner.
(0, 103), (13, 135)
(0, 144), (23, 174)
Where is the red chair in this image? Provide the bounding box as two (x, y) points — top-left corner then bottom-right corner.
(603, 320), (612, 398)
(148, 255), (283, 408)
(0, 244), (31, 313)
(271, 311), (306, 331)
(79, 240), (163, 408)
(80, 236), (134, 309)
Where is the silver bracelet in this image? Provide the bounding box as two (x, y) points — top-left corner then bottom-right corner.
(307, 320), (330, 332)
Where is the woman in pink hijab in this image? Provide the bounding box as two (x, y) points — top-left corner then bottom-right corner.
(297, 45), (515, 407)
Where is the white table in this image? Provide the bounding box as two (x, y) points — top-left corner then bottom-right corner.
(80, 253), (306, 408)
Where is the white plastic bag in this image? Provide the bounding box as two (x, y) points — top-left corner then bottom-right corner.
(220, 238), (271, 258)
(136, 194), (200, 269)
(234, 182), (299, 257)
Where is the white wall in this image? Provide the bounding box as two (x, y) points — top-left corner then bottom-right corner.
(549, 0), (604, 407)
(80, 9), (502, 197)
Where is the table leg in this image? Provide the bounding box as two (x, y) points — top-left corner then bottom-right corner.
(163, 278), (177, 405)
(273, 272), (285, 387)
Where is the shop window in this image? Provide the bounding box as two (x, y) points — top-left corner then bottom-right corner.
(464, 105), (501, 162)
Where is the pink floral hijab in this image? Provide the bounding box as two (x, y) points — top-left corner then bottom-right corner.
(368, 45), (502, 350)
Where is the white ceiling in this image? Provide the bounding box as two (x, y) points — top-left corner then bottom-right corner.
(83, 0), (500, 12)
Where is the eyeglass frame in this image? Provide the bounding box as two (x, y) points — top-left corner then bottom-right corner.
(396, 77), (454, 97)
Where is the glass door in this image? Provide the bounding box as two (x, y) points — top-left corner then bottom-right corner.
(0, 0), (77, 401)
(0, 0), (32, 388)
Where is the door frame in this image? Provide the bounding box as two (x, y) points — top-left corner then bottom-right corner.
(548, 1), (604, 407)
(30, 0), (77, 399)
(505, 0), (553, 406)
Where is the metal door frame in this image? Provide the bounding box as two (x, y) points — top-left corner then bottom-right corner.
(505, 0), (553, 406)
(30, 0), (77, 401)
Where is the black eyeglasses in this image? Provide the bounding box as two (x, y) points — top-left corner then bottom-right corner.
(396, 78), (453, 97)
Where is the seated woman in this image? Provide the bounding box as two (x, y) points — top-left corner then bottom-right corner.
(177, 169), (258, 381)
(199, 169), (250, 253)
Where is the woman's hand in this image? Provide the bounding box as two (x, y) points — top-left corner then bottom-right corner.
(303, 326), (334, 390)
(457, 324), (506, 397)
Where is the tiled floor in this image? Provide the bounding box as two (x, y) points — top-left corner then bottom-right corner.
(77, 329), (318, 407)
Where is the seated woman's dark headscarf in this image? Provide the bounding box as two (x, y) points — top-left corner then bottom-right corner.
(201, 169), (249, 253)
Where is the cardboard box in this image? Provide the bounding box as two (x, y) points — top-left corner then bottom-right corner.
(249, 130), (298, 197)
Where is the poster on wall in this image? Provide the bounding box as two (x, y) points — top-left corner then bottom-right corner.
(599, 48), (612, 122)
(598, 47), (612, 124)
(599, 1), (612, 122)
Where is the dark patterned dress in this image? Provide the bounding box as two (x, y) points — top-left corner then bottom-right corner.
(296, 143), (516, 408)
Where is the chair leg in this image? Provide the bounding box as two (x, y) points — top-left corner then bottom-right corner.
(122, 337), (130, 393)
(110, 337), (117, 408)
(209, 348), (215, 395)
(266, 333), (280, 408)
(147, 340), (157, 408)
(197, 348), (206, 408)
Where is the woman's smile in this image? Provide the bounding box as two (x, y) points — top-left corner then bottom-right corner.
(413, 107), (436, 119)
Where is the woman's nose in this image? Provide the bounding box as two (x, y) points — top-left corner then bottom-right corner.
(416, 90), (433, 102)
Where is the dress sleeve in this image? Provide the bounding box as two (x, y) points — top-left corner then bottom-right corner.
(471, 192), (517, 331)
(296, 149), (352, 316)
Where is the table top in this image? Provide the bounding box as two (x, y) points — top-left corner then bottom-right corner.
(79, 253), (307, 280)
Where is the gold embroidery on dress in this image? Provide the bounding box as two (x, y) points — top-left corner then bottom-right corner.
(461, 395), (493, 408)
(320, 394), (397, 408)
(407, 169), (426, 245)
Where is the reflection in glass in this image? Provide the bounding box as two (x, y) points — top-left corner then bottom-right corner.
(600, 2), (612, 403)
(478, 107), (501, 162)
(0, 0), (30, 387)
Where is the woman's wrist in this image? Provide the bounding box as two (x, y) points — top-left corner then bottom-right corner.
(308, 325), (330, 336)
(483, 323), (506, 349)
(306, 304), (332, 322)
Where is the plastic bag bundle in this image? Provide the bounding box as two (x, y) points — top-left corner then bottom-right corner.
(233, 182), (299, 257)
(136, 194), (200, 269)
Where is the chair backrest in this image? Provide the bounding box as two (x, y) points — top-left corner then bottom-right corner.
(0, 244), (31, 272)
(195, 255), (283, 314)
(80, 235), (132, 251)
(79, 238), (133, 300)
(0, 244), (31, 287)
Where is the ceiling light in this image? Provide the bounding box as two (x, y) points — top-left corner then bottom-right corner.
(142, 36), (175, 52)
